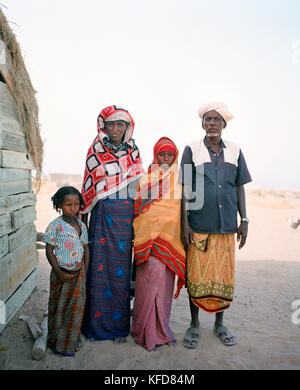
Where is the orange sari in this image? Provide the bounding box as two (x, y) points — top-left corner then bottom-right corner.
(133, 137), (185, 298)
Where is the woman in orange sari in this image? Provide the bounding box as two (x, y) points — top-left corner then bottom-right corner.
(131, 137), (186, 351)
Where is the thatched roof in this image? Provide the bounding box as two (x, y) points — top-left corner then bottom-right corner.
(0, 8), (43, 189)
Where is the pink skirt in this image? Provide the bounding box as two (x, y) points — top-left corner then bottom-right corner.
(131, 256), (176, 351)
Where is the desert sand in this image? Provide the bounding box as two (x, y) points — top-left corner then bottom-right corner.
(0, 175), (300, 370)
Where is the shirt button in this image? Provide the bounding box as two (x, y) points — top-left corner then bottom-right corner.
(219, 204), (222, 208)
(219, 185), (222, 188)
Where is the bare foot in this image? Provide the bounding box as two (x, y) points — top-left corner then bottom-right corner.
(168, 341), (176, 348)
(113, 337), (127, 344)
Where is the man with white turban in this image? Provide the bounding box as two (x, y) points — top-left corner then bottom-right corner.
(198, 101), (234, 124)
(180, 102), (252, 348)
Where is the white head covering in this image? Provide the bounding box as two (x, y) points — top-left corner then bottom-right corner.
(198, 101), (234, 123)
(97, 105), (134, 143)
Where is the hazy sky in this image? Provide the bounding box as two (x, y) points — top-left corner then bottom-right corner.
(3, 0), (300, 189)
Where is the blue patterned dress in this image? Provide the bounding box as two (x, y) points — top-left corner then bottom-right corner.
(81, 197), (133, 340)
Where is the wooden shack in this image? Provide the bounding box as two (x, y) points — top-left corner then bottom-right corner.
(0, 9), (43, 334)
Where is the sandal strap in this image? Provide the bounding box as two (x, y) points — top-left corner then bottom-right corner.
(215, 324), (232, 338)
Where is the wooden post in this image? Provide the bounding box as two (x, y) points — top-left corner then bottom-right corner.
(31, 315), (48, 361)
(19, 314), (43, 340)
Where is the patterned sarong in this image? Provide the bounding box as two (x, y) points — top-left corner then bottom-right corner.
(187, 233), (235, 313)
(81, 197), (133, 340)
(47, 265), (86, 356)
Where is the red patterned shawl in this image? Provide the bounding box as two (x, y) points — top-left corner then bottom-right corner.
(81, 106), (144, 213)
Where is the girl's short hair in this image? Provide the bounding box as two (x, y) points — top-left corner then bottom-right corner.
(51, 186), (84, 212)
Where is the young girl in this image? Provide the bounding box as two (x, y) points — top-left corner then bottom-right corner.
(44, 186), (89, 357)
(131, 137), (186, 351)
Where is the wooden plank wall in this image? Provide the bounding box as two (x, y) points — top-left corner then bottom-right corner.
(0, 72), (39, 334)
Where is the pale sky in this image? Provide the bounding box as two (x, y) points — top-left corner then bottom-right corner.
(3, 0), (300, 189)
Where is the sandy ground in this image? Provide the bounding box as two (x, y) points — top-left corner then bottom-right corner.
(0, 178), (300, 370)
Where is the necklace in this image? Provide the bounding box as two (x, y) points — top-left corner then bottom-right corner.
(62, 215), (77, 224)
(102, 136), (137, 152)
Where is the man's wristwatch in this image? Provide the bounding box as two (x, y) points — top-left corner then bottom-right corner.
(241, 217), (249, 224)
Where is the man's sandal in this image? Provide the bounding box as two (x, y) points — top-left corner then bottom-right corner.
(213, 324), (237, 346)
(183, 327), (200, 349)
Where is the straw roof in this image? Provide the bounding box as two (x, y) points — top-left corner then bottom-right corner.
(0, 8), (43, 189)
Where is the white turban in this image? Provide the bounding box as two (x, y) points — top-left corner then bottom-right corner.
(198, 101), (234, 123)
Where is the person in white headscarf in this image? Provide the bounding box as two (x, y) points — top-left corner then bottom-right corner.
(180, 101), (252, 348)
(197, 101), (234, 124)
